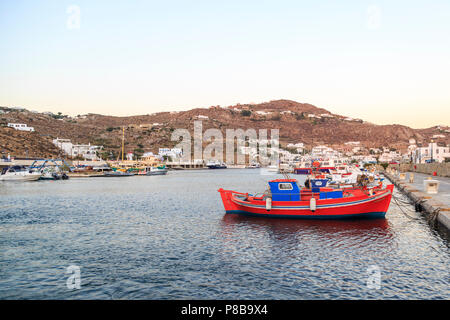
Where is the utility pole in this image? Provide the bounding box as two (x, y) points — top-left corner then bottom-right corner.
(430, 139), (434, 163)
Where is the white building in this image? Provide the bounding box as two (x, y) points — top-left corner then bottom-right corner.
(255, 111), (273, 116)
(361, 156), (377, 164)
(7, 123), (34, 132)
(378, 151), (402, 163)
(53, 138), (102, 160)
(311, 145), (339, 158)
(413, 142), (450, 163)
(159, 147), (183, 159)
(287, 143), (305, 153)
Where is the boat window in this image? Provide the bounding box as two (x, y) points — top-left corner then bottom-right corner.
(279, 183), (293, 190)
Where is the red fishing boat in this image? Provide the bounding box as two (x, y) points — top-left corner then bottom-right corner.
(218, 179), (394, 220)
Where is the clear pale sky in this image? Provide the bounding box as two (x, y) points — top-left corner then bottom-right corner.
(1, 0), (449, 128)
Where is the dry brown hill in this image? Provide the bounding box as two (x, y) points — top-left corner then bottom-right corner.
(0, 100), (448, 159)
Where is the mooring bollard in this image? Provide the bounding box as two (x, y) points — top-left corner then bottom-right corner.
(424, 178), (440, 194)
(409, 173), (414, 183)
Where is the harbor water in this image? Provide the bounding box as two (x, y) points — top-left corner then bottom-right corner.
(0, 169), (449, 299)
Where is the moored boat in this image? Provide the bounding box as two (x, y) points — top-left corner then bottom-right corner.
(0, 166), (42, 181)
(147, 165), (168, 175)
(137, 164), (168, 176)
(246, 162), (261, 169)
(39, 167), (69, 180)
(29, 159), (70, 180)
(103, 169), (135, 177)
(206, 160), (227, 169)
(218, 178), (394, 220)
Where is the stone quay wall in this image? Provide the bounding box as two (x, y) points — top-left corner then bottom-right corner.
(388, 163), (450, 178)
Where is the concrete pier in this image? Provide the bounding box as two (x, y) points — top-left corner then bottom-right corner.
(384, 171), (450, 231)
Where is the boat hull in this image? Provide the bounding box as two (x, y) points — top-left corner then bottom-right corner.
(294, 167), (335, 175)
(218, 185), (393, 220)
(146, 170), (168, 176)
(103, 172), (135, 177)
(0, 173), (41, 181)
(224, 210), (386, 220)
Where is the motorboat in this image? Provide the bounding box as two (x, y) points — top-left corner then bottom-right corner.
(0, 166), (42, 181)
(39, 166), (69, 180)
(246, 162), (261, 169)
(103, 170), (135, 177)
(206, 160), (227, 169)
(29, 159), (70, 180)
(138, 165), (168, 176)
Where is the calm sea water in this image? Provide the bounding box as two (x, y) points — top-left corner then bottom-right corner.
(0, 169), (449, 299)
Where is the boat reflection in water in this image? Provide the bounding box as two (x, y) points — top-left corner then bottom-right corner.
(220, 213), (391, 239)
(218, 213), (395, 264)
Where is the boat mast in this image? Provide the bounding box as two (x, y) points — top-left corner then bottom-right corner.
(121, 126), (125, 161)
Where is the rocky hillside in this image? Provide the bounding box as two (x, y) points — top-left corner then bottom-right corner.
(0, 100), (448, 159)
(0, 127), (61, 158)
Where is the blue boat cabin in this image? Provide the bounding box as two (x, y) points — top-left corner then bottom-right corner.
(268, 179), (343, 201)
(268, 179), (301, 201)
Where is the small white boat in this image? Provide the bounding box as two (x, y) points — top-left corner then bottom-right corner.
(146, 165), (168, 176)
(39, 166), (69, 180)
(246, 162), (260, 169)
(0, 166), (42, 181)
(206, 160), (227, 169)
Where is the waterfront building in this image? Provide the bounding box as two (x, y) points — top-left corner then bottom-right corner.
(378, 151), (402, 163)
(52, 138), (103, 160)
(413, 142), (450, 163)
